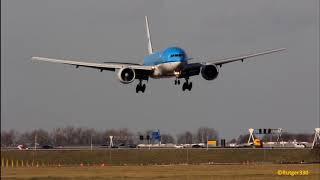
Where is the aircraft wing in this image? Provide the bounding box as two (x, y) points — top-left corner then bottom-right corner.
(205, 48), (286, 66)
(31, 57), (154, 71)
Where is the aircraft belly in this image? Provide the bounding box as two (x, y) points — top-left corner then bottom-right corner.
(150, 62), (183, 78)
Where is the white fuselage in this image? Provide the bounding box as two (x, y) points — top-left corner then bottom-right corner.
(151, 61), (185, 78)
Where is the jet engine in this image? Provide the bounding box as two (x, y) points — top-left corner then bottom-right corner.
(201, 64), (219, 80)
(117, 68), (135, 84)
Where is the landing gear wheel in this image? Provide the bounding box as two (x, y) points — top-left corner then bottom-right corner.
(142, 84), (146, 93)
(182, 83), (187, 91)
(136, 85), (141, 93)
(175, 79), (180, 85)
(136, 81), (146, 93)
(182, 80), (192, 91)
(188, 82), (192, 91)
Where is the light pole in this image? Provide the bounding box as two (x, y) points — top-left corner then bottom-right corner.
(206, 135), (208, 150)
(34, 133), (37, 151)
(90, 134), (93, 151)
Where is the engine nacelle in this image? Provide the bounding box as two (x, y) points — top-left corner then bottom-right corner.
(117, 68), (135, 84)
(201, 64), (219, 81)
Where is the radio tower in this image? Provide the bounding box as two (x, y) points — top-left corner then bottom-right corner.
(312, 128), (320, 149)
(247, 128), (255, 144)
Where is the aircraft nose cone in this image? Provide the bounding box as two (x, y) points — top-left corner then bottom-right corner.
(163, 47), (187, 63)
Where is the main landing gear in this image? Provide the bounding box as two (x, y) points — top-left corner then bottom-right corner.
(175, 78), (192, 91)
(136, 80), (146, 93)
(182, 78), (192, 91)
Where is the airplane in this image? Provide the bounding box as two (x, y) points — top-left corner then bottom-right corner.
(32, 16), (285, 93)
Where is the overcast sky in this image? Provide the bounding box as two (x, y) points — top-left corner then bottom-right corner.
(1, 0), (319, 139)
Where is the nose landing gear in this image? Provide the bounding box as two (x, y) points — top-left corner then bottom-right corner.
(174, 79), (180, 85)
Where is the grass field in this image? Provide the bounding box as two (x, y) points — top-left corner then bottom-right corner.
(2, 149), (319, 179)
(2, 149), (319, 166)
(1, 164), (320, 180)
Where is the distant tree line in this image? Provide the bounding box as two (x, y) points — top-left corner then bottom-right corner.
(1, 126), (219, 147)
(2, 127), (313, 147)
(176, 127), (219, 144)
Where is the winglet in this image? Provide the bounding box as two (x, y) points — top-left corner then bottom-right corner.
(145, 16), (153, 54)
